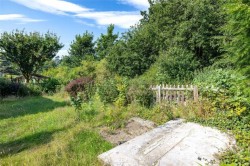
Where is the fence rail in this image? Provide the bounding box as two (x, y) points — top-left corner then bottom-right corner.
(151, 85), (198, 103)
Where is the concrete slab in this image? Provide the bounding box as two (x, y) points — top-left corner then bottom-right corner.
(98, 119), (236, 166)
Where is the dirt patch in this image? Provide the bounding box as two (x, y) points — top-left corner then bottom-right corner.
(100, 117), (156, 145)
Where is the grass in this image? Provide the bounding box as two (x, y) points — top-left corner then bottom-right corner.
(0, 93), (176, 165)
(0, 94), (112, 165)
(1, 93), (248, 165)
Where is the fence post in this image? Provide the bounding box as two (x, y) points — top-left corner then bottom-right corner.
(193, 86), (199, 102)
(177, 85), (180, 103)
(158, 85), (161, 103)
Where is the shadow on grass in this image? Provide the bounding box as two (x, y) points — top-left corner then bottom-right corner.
(0, 128), (64, 158)
(0, 96), (68, 120)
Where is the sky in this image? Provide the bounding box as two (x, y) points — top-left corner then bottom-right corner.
(0, 0), (149, 56)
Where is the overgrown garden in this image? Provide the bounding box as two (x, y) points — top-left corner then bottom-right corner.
(0, 0), (249, 165)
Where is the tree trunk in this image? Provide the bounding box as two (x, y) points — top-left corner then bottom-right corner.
(23, 73), (31, 84)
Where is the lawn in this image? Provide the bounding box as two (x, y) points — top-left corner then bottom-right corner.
(0, 95), (112, 165)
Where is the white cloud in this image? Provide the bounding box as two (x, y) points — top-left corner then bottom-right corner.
(11, 0), (91, 15)
(119, 0), (150, 10)
(74, 19), (96, 27)
(0, 14), (45, 23)
(11, 0), (142, 29)
(75, 11), (142, 29)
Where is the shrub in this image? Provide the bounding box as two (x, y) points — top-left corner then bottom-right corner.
(25, 83), (42, 96)
(193, 68), (249, 118)
(157, 47), (200, 84)
(43, 60), (97, 85)
(97, 78), (119, 103)
(40, 78), (60, 94)
(126, 78), (154, 107)
(95, 59), (112, 84)
(0, 78), (42, 98)
(0, 78), (10, 98)
(65, 77), (95, 120)
(65, 77), (94, 101)
(192, 68), (250, 165)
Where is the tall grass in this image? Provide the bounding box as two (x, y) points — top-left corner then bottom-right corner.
(0, 95), (112, 165)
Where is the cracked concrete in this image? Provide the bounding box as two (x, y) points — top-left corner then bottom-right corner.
(98, 119), (236, 166)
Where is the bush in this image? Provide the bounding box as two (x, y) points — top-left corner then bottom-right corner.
(65, 77), (96, 121)
(40, 78), (60, 94)
(0, 77), (42, 98)
(65, 77), (95, 120)
(193, 68), (250, 164)
(157, 47), (200, 84)
(43, 60), (97, 85)
(95, 59), (112, 84)
(65, 77), (94, 101)
(193, 68), (249, 118)
(0, 78), (11, 98)
(26, 83), (42, 96)
(126, 78), (154, 107)
(97, 78), (119, 103)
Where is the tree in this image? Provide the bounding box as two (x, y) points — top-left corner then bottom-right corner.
(0, 53), (19, 76)
(95, 24), (118, 60)
(68, 31), (95, 66)
(107, 41), (142, 77)
(142, 0), (225, 66)
(0, 30), (63, 83)
(222, 0), (250, 76)
(106, 22), (161, 77)
(157, 47), (200, 83)
(107, 0), (225, 77)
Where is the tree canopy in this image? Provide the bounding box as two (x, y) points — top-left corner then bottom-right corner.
(95, 24), (118, 60)
(222, 0), (250, 77)
(67, 31), (95, 66)
(106, 0), (226, 78)
(0, 30), (63, 82)
(0, 53), (19, 76)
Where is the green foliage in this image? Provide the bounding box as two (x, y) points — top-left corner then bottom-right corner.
(24, 83), (42, 96)
(192, 68), (249, 165)
(65, 77), (95, 120)
(156, 47), (200, 83)
(194, 68), (249, 116)
(43, 60), (97, 85)
(106, 0), (225, 77)
(0, 54), (19, 76)
(0, 30), (63, 83)
(40, 78), (61, 94)
(142, 0), (225, 66)
(222, 0), (250, 77)
(97, 78), (119, 103)
(95, 24), (118, 60)
(126, 78), (154, 107)
(67, 31), (95, 66)
(0, 78), (41, 98)
(106, 26), (159, 77)
(95, 59), (112, 84)
(97, 76), (129, 106)
(0, 77), (11, 98)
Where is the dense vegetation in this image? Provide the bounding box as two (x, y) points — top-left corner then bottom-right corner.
(0, 0), (249, 165)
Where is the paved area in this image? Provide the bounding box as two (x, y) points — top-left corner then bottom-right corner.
(98, 119), (236, 166)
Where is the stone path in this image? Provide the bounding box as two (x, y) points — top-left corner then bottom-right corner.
(98, 119), (236, 166)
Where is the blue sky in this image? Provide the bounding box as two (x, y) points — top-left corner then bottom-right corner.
(0, 0), (149, 56)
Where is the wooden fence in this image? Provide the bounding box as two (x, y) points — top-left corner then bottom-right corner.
(151, 85), (198, 103)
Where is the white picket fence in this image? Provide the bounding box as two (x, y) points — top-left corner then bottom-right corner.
(151, 85), (198, 103)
